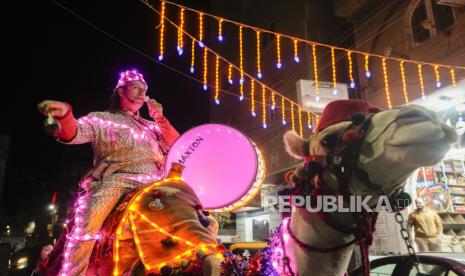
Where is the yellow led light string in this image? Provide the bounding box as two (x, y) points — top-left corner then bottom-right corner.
(198, 12), (204, 47)
(307, 111), (312, 129)
(250, 80), (256, 116)
(158, 1), (166, 61)
(190, 39), (195, 73)
(298, 106), (303, 137)
(316, 115), (320, 130)
(450, 68), (456, 87)
(293, 39), (300, 62)
(217, 18), (224, 41)
(418, 64), (426, 100)
(364, 54), (371, 78)
(271, 91), (276, 110)
(256, 31), (262, 78)
(281, 96), (286, 125)
(331, 47), (337, 95)
(312, 44), (319, 101)
(214, 55), (220, 104)
(203, 47), (208, 91)
(348, 51), (355, 88)
(228, 64), (233, 84)
(434, 65), (441, 88)
(276, 34), (282, 68)
(381, 58), (392, 109)
(176, 8), (184, 55)
(399, 61), (409, 103)
(262, 84), (267, 128)
(290, 102), (295, 133)
(239, 25), (244, 100)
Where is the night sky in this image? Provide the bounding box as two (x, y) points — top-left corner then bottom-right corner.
(2, 0), (211, 230)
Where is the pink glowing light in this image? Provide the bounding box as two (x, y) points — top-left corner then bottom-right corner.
(164, 124), (260, 210)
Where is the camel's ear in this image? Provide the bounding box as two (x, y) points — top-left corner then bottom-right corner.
(284, 131), (310, 160)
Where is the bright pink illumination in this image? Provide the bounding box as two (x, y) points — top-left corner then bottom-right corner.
(164, 124), (260, 210)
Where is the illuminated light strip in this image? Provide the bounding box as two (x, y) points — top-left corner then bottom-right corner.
(276, 34), (282, 68)
(364, 54), (371, 78)
(207, 144), (266, 212)
(262, 84), (267, 128)
(239, 26), (244, 85)
(291, 103), (295, 133)
(214, 55), (220, 104)
(217, 18), (224, 41)
(434, 65), (441, 88)
(281, 96), (286, 125)
(256, 31), (262, 78)
(198, 12), (204, 47)
(331, 47), (337, 95)
(381, 58), (392, 109)
(348, 51), (355, 88)
(418, 64), (426, 100)
(312, 44), (319, 101)
(316, 115), (320, 130)
(177, 8), (185, 55)
(250, 80), (256, 116)
(158, 1), (166, 61)
(400, 61), (409, 103)
(190, 39), (195, 73)
(228, 64), (233, 84)
(129, 212), (149, 269)
(450, 68), (456, 87)
(298, 106), (303, 137)
(293, 40), (300, 62)
(307, 111), (312, 129)
(271, 91), (276, 110)
(203, 47), (208, 91)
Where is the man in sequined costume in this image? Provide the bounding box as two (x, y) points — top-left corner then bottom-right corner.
(37, 70), (180, 275)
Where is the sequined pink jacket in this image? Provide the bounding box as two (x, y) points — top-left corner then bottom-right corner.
(56, 105), (180, 181)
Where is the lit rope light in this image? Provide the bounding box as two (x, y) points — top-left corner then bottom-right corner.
(198, 12), (204, 47)
(177, 8), (185, 55)
(239, 26), (244, 86)
(215, 55), (220, 104)
(291, 102), (295, 133)
(364, 54), (371, 78)
(331, 47), (337, 95)
(450, 68), (456, 87)
(262, 84), (267, 128)
(399, 61), (409, 103)
(418, 64), (426, 100)
(190, 39), (195, 73)
(218, 18), (224, 41)
(256, 31), (262, 78)
(434, 65), (441, 88)
(348, 51), (355, 88)
(298, 106), (303, 137)
(281, 96), (286, 125)
(276, 34), (282, 68)
(293, 39), (300, 62)
(307, 112), (312, 129)
(271, 91), (276, 110)
(250, 80), (256, 116)
(312, 44), (319, 102)
(158, 1), (166, 61)
(228, 64), (233, 84)
(240, 80), (244, 101)
(381, 58), (392, 109)
(203, 47), (208, 91)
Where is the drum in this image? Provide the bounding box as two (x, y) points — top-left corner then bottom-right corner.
(164, 124), (265, 211)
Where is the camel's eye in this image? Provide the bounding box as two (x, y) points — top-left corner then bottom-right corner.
(321, 133), (339, 148)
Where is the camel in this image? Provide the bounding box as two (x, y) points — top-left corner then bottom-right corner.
(276, 100), (457, 275)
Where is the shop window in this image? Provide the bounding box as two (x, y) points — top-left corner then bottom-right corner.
(371, 263), (396, 275)
(411, 0), (454, 43)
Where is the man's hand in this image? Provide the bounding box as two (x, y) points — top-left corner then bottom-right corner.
(147, 99), (164, 121)
(37, 100), (69, 117)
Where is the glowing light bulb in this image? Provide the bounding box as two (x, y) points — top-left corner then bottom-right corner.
(198, 41), (204, 48)
(257, 72), (262, 79)
(316, 96), (320, 102)
(294, 56), (300, 63)
(436, 81), (441, 88)
(215, 99), (220, 105)
(203, 84), (207, 91)
(218, 35), (223, 41)
(422, 95), (426, 100)
(282, 120), (287, 125)
(240, 78), (244, 85)
(350, 81), (355, 89)
(190, 67), (195, 74)
(239, 95), (244, 101)
(158, 55), (164, 61)
(252, 111), (256, 117)
(276, 62), (282, 69)
(228, 79), (233, 84)
(332, 89), (338, 95)
(263, 123), (267, 128)
(365, 71), (371, 78)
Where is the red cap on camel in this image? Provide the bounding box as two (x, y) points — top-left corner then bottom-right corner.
(317, 99), (381, 132)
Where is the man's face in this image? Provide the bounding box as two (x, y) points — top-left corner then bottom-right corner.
(118, 80), (147, 111)
(415, 198), (425, 209)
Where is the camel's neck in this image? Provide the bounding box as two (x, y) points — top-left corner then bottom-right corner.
(286, 207), (356, 275)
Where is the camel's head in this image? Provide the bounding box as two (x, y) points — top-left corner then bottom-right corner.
(284, 100), (457, 200)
